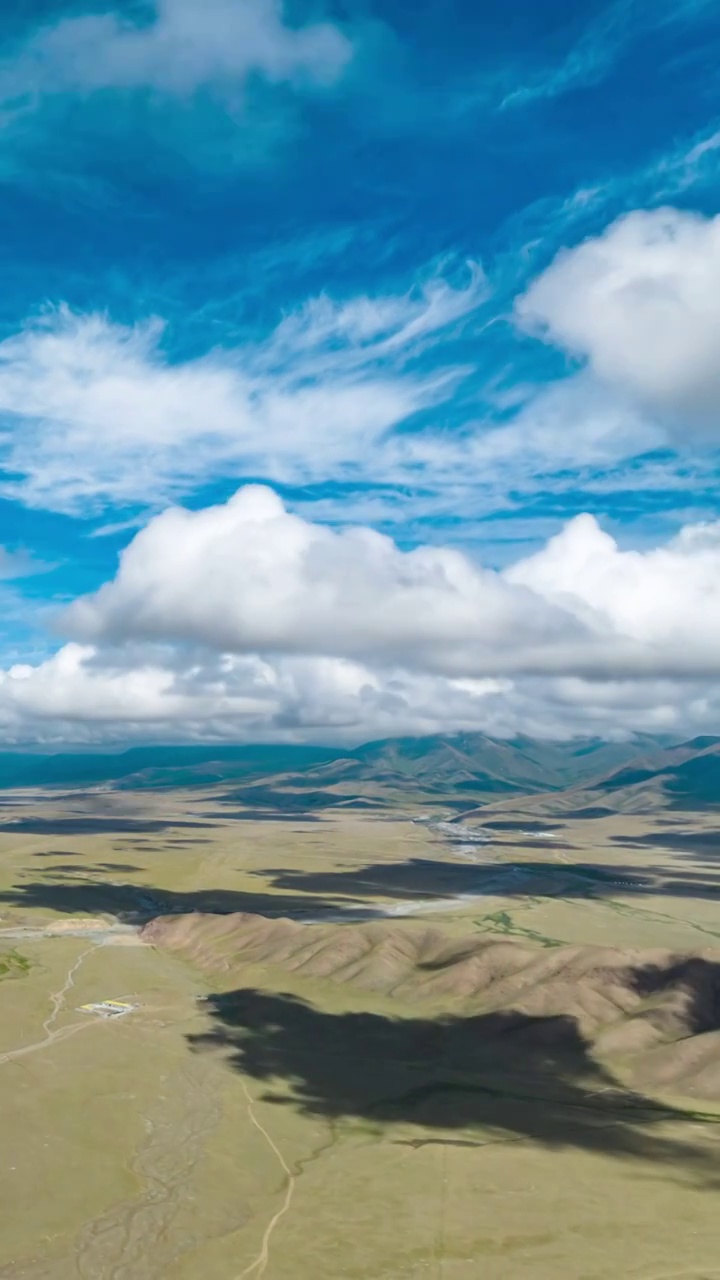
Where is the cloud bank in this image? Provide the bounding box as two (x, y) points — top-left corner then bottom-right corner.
(0, 482), (712, 743)
(64, 486), (720, 682)
(1, 644), (717, 747)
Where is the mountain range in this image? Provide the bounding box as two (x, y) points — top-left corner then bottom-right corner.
(0, 731), (717, 810)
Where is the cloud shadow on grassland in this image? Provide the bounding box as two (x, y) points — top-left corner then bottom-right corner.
(0, 877), (373, 924)
(5, 840), (720, 932)
(253, 855), (720, 903)
(610, 831), (720, 854)
(189, 981), (720, 1181)
(201, 809), (321, 822)
(32, 849), (82, 857)
(0, 816), (214, 835)
(4, 876), (719, 1178)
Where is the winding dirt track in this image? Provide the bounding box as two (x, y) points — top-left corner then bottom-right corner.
(0, 941), (100, 1066)
(235, 1081), (296, 1280)
(0, 930), (298, 1280)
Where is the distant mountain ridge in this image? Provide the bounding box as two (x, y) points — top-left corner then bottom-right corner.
(0, 743), (338, 791)
(347, 732), (673, 794)
(0, 730), (695, 801)
(591, 735), (720, 811)
(477, 736), (720, 816)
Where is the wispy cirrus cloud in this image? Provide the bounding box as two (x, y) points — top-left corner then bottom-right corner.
(488, 121), (720, 308)
(499, 0), (720, 110)
(0, 233), (713, 550)
(0, 265), (484, 514)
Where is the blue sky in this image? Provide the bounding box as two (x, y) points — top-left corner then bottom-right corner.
(0, 0), (719, 743)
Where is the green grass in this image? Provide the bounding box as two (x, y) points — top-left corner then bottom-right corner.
(0, 950), (31, 980)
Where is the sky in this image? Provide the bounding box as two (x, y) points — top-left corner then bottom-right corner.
(0, 0), (720, 745)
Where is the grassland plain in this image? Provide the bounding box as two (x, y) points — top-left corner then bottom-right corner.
(0, 785), (719, 1277)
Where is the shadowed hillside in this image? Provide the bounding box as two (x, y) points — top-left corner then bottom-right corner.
(144, 911), (720, 1110)
(189, 986), (720, 1178)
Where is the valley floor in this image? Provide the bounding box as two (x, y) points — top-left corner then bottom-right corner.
(0, 786), (719, 1278)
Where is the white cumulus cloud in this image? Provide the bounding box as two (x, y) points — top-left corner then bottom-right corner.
(3, 485), (720, 744)
(64, 484), (595, 675)
(63, 484), (720, 681)
(516, 207), (720, 437)
(507, 512), (720, 669)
